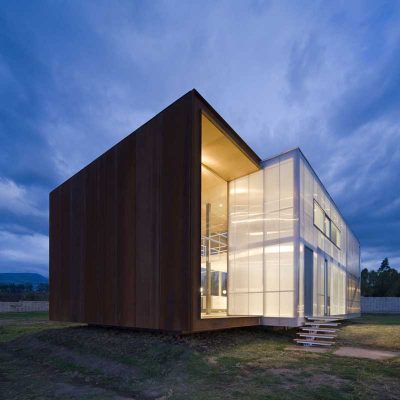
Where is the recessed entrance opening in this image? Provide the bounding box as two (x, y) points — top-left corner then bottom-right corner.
(304, 246), (313, 316)
(200, 114), (259, 318)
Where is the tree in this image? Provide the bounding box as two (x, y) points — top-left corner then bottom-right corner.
(368, 270), (378, 296)
(379, 257), (390, 272)
(361, 268), (370, 296)
(375, 265), (398, 296)
(0, 282), (49, 301)
(36, 283), (49, 293)
(387, 278), (400, 297)
(361, 258), (400, 297)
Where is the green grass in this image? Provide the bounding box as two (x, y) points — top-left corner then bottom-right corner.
(338, 314), (400, 350)
(0, 311), (75, 343)
(0, 312), (399, 399)
(352, 314), (400, 325)
(0, 311), (49, 320)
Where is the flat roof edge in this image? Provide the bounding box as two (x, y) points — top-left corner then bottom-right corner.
(50, 89), (195, 194)
(262, 147), (360, 245)
(192, 89), (262, 166)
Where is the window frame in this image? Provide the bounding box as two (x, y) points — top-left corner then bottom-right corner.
(313, 200), (341, 249)
(330, 221), (341, 248)
(313, 201), (325, 232)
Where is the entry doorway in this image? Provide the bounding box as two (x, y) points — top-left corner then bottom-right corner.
(304, 249), (331, 317)
(324, 259), (330, 316)
(304, 246), (313, 316)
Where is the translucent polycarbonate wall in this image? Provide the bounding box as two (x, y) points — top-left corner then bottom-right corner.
(299, 153), (360, 316)
(330, 263), (346, 315)
(346, 229), (361, 313)
(228, 170), (264, 315)
(263, 154), (297, 318)
(228, 153), (298, 318)
(227, 148), (360, 321)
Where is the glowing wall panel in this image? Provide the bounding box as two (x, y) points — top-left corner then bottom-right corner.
(227, 148), (360, 320)
(263, 155), (296, 318)
(228, 170), (264, 315)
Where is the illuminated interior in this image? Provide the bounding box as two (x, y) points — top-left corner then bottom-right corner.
(201, 114), (259, 181)
(201, 114), (259, 318)
(200, 115), (360, 322)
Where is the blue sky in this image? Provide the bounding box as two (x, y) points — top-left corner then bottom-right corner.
(0, 1), (399, 276)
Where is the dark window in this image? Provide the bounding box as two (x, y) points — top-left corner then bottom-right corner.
(313, 200), (341, 249)
(324, 215), (331, 237)
(331, 222), (341, 248)
(211, 271), (219, 296)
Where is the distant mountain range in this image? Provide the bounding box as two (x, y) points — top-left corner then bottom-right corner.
(0, 273), (48, 285)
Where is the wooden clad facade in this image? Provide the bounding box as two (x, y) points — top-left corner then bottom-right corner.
(50, 90), (261, 333)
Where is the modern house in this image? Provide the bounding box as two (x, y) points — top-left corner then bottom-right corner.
(50, 89), (360, 333)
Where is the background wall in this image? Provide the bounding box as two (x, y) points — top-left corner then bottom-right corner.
(361, 297), (400, 314)
(0, 301), (49, 313)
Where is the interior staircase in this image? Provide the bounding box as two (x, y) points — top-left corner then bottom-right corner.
(294, 316), (343, 347)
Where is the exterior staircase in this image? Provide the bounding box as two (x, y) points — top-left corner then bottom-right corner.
(294, 317), (342, 347)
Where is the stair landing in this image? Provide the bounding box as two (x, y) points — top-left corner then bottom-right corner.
(294, 316), (343, 347)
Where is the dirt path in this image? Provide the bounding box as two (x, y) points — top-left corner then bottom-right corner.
(333, 346), (400, 360)
(0, 334), (170, 399)
(286, 344), (400, 360)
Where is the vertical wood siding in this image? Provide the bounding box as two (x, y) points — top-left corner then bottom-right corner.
(50, 90), (260, 332)
(50, 93), (192, 332)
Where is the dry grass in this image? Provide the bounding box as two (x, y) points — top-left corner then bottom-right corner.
(0, 312), (399, 399)
(338, 314), (400, 350)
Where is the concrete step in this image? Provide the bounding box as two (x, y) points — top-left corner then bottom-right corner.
(306, 320), (341, 324)
(294, 339), (334, 346)
(297, 333), (336, 339)
(301, 327), (337, 333)
(304, 322), (339, 327)
(306, 317), (342, 322)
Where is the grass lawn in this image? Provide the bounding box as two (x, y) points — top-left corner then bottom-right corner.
(0, 313), (399, 399)
(338, 314), (400, 350)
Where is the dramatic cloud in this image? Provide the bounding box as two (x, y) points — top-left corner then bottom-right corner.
(0, 178), (46, 218)
(0, 230), (48, 275)
(0, 1), (399, 275)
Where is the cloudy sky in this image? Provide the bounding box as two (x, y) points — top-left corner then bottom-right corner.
(1, 1), (399, 276)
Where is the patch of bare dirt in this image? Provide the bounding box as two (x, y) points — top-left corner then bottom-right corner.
(285, 345), (330, 353)
(206, 356), (217, 365)
(14, 336), (139, 380)
(269, 368), (350, 390)
(54, 382), (134, 399)
(0, 344), (137, 400)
